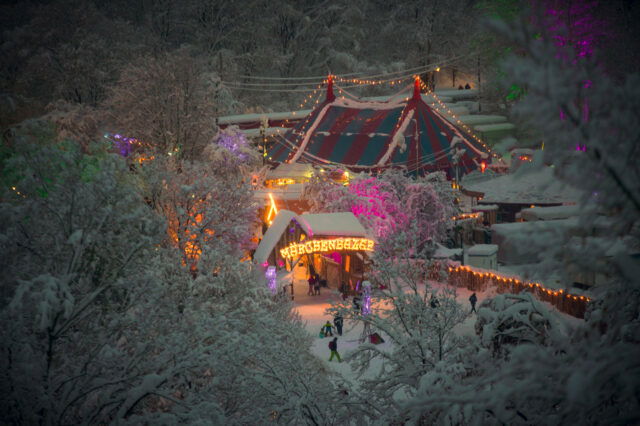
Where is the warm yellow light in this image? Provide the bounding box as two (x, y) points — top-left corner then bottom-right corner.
(279, 237), (375, 259)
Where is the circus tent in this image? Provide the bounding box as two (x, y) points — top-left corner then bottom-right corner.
(269, 77), (494, 178)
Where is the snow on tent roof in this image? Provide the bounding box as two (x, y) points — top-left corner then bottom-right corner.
(253, 210), (297, 265)
(520, 205), (580, 221)
(463, 166), (581, 204)
(467, 244), (498, 256)
(269, 79), (491, 177)
(296, 212), (368, 237)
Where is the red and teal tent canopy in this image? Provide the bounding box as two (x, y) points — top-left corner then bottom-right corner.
(269, 78), (491, 178)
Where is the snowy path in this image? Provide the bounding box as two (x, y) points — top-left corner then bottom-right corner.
(282, 263), (495, 382)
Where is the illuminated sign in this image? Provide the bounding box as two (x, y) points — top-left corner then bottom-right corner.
(279, 237), (375, 259)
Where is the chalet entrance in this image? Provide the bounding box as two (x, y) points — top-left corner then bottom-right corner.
(253, 210), (375, 293)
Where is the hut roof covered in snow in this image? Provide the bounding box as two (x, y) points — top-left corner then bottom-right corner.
(462, 166), (581, 205)
(296, 212), (368, 238)
(253, 210), (297, 265)
(253, 210), (370, 264)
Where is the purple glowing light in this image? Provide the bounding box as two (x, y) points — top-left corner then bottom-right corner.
(543, 0), (609, 61)
(216, 130), (249, 161)
(265, 266), (277, 294)
(361, 281), (371, 316)
(106, 133), (137, 157)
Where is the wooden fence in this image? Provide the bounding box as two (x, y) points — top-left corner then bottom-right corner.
(446, 265), (590, 319)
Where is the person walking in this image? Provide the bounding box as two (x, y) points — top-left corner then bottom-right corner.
(307, 275), (316, 296)
(469, 292), (478, 313)
(430, 294), (440, 308)
(323, 320), (334, 337)
(353, 295), (361, 313)
(339, 281), (346, 299)
(334, 314), (344, 336)
(328, 337), (341, 362)
(314, 278), (321, 295)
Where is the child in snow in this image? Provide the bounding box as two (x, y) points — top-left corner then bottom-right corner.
(328, 337), (341, 362)
(469, 292), (478, 313)
(323, 320), (334, 337)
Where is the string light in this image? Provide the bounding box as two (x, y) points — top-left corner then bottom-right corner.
(417, 77), (503, 161)
(451, 212), (481, 221)
(447, 265), (591, 318)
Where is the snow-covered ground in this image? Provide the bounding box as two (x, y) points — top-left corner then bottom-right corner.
(281, 262), (497, 382)
(280, 260), (583, 386)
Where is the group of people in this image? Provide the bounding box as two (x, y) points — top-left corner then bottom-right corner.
(458, 83), (472, 90)
(307, 274), (322, 296)
(321, 315), (343, 338)
(320, 316), (344, 362)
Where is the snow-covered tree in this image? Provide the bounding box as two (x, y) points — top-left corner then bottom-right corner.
(327, 249), (468, 423)
(205, 125), (261, 178)
(400, 5), (640, 424)
(104, 49), (223, 161)
(0, 128), (345, 424)
(305, 168), (455, 255)
(137, 156), (258, 274)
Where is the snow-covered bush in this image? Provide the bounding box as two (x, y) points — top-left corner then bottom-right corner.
(475, 293), (560, 358)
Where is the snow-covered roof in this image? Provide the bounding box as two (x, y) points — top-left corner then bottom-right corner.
(253, 210), (370, 264)
(296, 212), (368, 238)
(491, 218), (579, 236)
(253, 210), (297, 265)
(253, 185), (306, 201)
(463, 166), (581, 204)
(433, 244), (463, 259)
(520, 205), (580, 221)
(217, 110), (312, 125)
(243, 127), (289, 138)
(446, 114), (507, 125)
(474, 123), (516, 132)
(265, 162), (314, 180)
(467, 244), (498, 256)
(472, 204), (498, 211)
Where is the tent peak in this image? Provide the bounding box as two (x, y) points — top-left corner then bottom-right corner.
(412, 76), (421, 100)
(326, 75), (335, 102)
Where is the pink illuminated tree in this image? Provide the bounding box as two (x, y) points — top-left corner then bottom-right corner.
(305, 168), (455, 254)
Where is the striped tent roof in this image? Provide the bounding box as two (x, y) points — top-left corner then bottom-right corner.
(270, 79), (490, 177)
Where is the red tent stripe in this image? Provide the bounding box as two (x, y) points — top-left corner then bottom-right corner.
(315, 107), (362, 159)
(372, 102), (414, 165)
(420, 105), (448, 167)
(341, 109), (390, 164)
